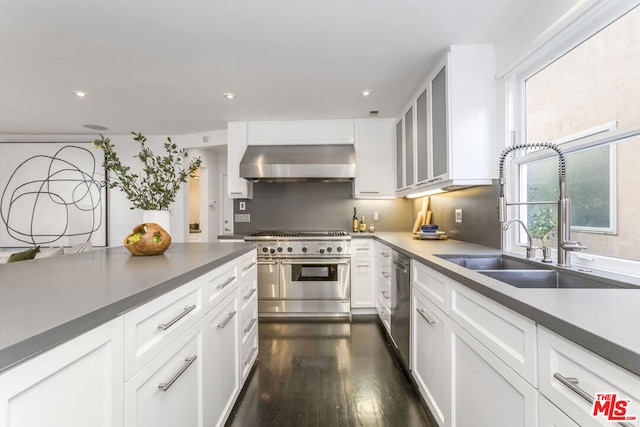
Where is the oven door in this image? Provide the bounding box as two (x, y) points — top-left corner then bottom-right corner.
(280, 258), (350, 300)
(257, 258), (281, 298)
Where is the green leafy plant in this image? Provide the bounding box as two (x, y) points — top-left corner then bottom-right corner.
(93, 132), (202, 210)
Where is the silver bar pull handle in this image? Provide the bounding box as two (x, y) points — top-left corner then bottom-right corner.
(381, 272), (390, 279)
(381, 290), (390, 299)
(381, 252), (390, 258)
(392, 259), (409, 273)
(217, 276), (236, 290)
(553, 373), (633, 427)
(281, 261), (349, 265)
(244, 347), (258, 365)
(416, 308), (436, 324)
(217, 310), (237, 329)
(243, 261), (257, 271)
(243, 288), (257, 300)
(157, 305), (197, 331)
(158, 355), (198, 391)
(244, 318), (258, 333)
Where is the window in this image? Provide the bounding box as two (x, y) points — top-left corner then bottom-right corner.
(509, 4), (640, 271)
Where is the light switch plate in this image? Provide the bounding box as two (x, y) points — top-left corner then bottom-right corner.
(455, 209), (463, 223)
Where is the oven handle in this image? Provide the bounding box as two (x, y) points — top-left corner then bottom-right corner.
(280, 260), (350, 265)
(258, 260), (279, 265)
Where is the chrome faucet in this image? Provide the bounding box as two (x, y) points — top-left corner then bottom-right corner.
(498, 142), (586, 267)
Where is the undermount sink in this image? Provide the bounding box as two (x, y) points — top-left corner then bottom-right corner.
(436, 254), (639, 289)
(437, 254), (544, 271)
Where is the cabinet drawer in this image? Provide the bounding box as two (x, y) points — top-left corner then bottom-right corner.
(352, 239), (374, 256)
(124, 321), (204, 427)
(375, 242), (392, 265)
(241, 327), (258, 381)
(203, 263), (239, 311)
(241, 304), (258, 347)
(124, 280), (203, 380)
(240, 274), (258, 315)
(539, 395), (579, 427)
(412, 261), (448, 311)
(376, 294), (391, 332)
(238, 250), (257, 280)
(449, 282), (537, 385)
(538, 327), (640, 427)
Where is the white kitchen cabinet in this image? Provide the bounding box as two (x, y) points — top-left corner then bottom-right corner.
(350, 239), (376, 311)
(124, 321), (204, 427)
(353, 119), (396, 198)
(247, 119), (354, 145)
(0, 318), (124, 427)
(395, 119), (405, 191)
(412, 287), (448, 427)
(538, 326), (640, 427)
(449, 320), (538, 427)
(539, 395), (579, 427)
(449, 281), (537, 385)
(410, 260), (538, 427)
(396, 44), (496, 196)
(375, 241), (392, 329)
(227, 121), (253, 199)
(123, 278), (204, 380)
(204, 290), (241, 427)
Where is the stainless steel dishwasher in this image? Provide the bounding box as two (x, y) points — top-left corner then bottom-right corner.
(390, 250), (410, 371)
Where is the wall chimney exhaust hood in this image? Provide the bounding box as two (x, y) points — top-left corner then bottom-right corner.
(239, 144), (356, 182)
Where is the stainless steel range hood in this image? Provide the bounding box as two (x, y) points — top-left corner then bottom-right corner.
(239, 144), (356, 182)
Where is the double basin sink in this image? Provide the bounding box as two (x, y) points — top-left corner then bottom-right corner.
(437, 254), (638, 289)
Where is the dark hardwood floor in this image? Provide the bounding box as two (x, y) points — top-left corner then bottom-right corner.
(225, 317), (434, 427)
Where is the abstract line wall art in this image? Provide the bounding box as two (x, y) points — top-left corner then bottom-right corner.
(0, 143), (107, 247)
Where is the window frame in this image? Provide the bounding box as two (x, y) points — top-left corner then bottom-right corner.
(513, 122), (618, 240)
(504, 0), (640, 277)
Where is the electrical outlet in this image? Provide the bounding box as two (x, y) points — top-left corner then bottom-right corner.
(455, 209), (463, 223)
(239, 201), (246, 211)
(373, 211), (380, 221)
(235, 214), (250, 223)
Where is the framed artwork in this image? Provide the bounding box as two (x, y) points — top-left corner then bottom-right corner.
(0, 142), (107, 247)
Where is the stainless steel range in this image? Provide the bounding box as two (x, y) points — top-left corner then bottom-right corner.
(244, 231), (351, 318)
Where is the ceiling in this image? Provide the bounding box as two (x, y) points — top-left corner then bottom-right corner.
(0, 0), (532, 136)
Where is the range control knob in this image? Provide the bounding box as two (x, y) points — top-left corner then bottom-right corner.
(337, 247), (343, 252)
(302, 247), (308, 253)
(277, 247), (283, 252)
(326, 247), (333, 253)
(270, 248), (276, 254)
(319, 248), (325, 254)
(287, 247), (293, 253)
(262, 247), (269, 253)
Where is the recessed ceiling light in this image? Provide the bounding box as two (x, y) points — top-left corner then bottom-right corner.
(361, 90), (372, 97)
(223, 92), (236, 100)
(73, 91), (89, 98)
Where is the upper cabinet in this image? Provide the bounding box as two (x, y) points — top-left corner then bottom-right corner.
(247, 120), (354, 145)
(396, 45), (496, 197)
(227, 121), (253, 199)
(354, 119), (395, 198)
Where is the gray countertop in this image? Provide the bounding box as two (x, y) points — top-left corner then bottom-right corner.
(357, 232), (640, 378)
(0, 242), (255, 374)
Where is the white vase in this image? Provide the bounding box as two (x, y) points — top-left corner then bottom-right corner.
(142, 210), (171, 234)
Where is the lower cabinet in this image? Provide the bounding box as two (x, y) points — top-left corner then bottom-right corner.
(412, 288), (448, 426)
(0, 318), (124, 427)
(449, 321), (538, 427)
(124, 321), (205, 427)
(538, 395), (579, 427)
(204, 291), (240, 427)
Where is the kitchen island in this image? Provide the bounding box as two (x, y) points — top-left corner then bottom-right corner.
(0, 242), (255, 373)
